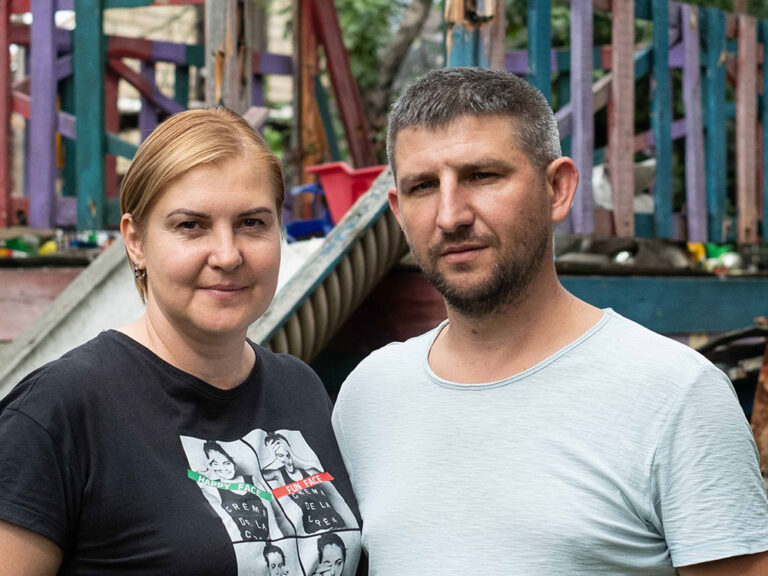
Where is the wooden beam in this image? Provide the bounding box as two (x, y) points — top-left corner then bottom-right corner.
(29, 0), (56, 228)
(310, 0), (377, 167)
(763, 20), (768, 241)
(569, 0), (594, 234)
(138, 60), (158, 139)
(682, 4), (707, 242)
(0, 0), (11, 226)
(736, 14), (759, 243)
(609, 0), (635, 237)
(527, 0), (551, 102)
(651, 0), (673, 238)
(74, 0), (105, 229)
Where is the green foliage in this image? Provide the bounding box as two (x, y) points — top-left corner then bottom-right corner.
(335, 0), (410, 96)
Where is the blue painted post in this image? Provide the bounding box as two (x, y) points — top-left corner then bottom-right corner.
(569, 0), (594, 234)
(761, 20), (768, 240)
(701, 7), (727, 242)
(29, 0), (57, 228)
(527, 0), (551, 102)
(74, 0), (105, 229)
(651, 0), (673, 238)
(682, 4), (707, 242)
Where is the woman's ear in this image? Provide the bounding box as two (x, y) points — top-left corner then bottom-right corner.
(120, 213), (144, 268)
(546, 157), (579, 224)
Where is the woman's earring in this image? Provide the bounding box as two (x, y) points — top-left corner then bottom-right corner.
(133, 264), (146, 279)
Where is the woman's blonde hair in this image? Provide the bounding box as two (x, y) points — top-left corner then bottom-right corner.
(120, 107), (284, 302)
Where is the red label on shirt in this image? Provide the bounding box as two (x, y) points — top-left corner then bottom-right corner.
(271, 472), (334, 499)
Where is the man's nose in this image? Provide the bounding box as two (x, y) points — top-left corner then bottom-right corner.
(435, 177), (473, 233)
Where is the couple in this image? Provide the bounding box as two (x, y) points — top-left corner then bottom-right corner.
(0, 67), (766, 575)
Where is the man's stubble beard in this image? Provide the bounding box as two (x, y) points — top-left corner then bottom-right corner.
(408, 222), (550, 320)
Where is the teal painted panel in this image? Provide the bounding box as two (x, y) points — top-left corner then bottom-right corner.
(174, 65), (189, 109)
(527, 0), (551, 102)
(74, 0), (105, 230)
(105, 132), (138, 159)
(701, 8), (727, 243)
(561, 275), (768, 333)
(104, 0), (152, 8)
(185, 44), (204, 67)
(106, 198), (121, 227)
(652, 0), (673, 238)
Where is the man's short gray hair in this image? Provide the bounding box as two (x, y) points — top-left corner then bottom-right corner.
(386, 67), (562, 173)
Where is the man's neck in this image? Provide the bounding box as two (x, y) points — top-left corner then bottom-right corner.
(428, 270), (603, 384)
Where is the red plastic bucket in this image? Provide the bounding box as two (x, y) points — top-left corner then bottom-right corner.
(305, 162), (386, 223)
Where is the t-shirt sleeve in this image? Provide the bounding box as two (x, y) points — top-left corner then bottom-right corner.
(0, 407), (80, 550)
(651, 365), (768, 567)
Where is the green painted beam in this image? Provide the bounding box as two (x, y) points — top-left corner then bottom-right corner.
(74, 0), (105, 230)
(105, 132), (138, 160)
(561, 275), (768, 334)
(651, 0), (673, 238)
(174, 64), (189, 109)
(527, 0), (552, 102)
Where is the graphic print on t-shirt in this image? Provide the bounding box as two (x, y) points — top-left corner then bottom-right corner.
(181, 430), (359, 576)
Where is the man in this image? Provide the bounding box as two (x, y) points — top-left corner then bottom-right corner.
(263, 543), (289, 576)
(332, 67), (768, 574)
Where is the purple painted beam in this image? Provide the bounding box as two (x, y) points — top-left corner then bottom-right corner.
(139, 60), (158, 140)
(252, 52), (293, 75)
(55, 53), (72, 82)
(681, 4), (707, 242)
(569, 0), (594, 234)
(29, 0), (56, 228)
(669, 42), (684, 69)
(58, 110), (75, 139)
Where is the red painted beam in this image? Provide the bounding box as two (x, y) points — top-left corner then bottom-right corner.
(107, 35), (154, 61)
(11, 90), (29, 118)
(309, 0), (377, 167)
(10, 0), (28, 13)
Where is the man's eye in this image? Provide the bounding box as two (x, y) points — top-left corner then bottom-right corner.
(471, 172), (495, 181)
(410, 180), (435, 194)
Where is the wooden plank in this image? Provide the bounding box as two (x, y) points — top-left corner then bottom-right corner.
(682, 4), (707, 242)
(762, 20), (768, 241)
(174, 64), (189, 109)
(561, 275), (768, 333)
(29, 0), (56, 228)
(736, 14), (759, 243)
(107, 57), (184, 116)
(527, 0), (551, 102)
(205, 0), (250, 113)
(105, 66), (119, 199)
(138, 60), (158, 139)
(569, 0), (594, 234)
(105, 132), (138, 159)
(651, 0), (673, 238)
(74, 0), (105, 230)
(0, 0), (11, 226)
(610, 0), (635, 237)
(701, 8), (728, 242)
(310, 0), (377, 167)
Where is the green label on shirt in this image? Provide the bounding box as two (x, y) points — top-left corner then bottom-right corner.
(187, 469), (273, 501)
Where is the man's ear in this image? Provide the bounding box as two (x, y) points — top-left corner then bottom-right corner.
(120, 213), (144, 268)
(387, 187), (404, 229)
(546, 157), (579, 224)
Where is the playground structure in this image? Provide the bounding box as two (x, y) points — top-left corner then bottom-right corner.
(1, 1), (768, 393)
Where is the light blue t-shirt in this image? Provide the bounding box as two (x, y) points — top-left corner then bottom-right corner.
(332, 310), (768, 575)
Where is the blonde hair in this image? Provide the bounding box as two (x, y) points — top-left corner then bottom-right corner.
(120, 107), (284, 302)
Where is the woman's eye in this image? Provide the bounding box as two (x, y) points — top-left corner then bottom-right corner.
(179, 221), (199, 230)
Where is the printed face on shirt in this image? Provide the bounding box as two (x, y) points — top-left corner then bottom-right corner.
(265, 551), (287, 576)
(317, 543), (345, 576)
(269, 439), (295, 473)
(207, 449), (237, 481)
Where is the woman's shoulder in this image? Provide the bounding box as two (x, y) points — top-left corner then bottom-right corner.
(251, 342), (328, 397)
(3, 331), (128, 413)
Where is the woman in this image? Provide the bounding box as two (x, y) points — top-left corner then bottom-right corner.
(0, 108), (361, 575)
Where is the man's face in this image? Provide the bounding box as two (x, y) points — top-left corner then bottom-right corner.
(389, 114), (552, 318)
(268, 439), (295, 473)
(265, 551), (286, 576)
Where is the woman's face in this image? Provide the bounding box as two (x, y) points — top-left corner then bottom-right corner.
(207, 449), (237, 481)
(124, 156), (281, 342)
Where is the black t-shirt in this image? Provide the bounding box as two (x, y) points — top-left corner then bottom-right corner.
(0, 331), (361, 575)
